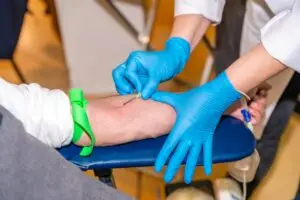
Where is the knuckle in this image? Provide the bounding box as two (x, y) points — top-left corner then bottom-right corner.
(128, 51), (144, 63)
(112, 68), (120, 77)
(130, 50), (142, 58)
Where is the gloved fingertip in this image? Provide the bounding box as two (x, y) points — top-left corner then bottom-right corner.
(112, 68), (121, 78)
(164, 175), (173, 183)
(143, 88), (157, 100)
(184, 170), (194, 184)
(120, 88), (131, 94)
(142, 79), (159, 99)
(184, 177), (192, 184)
(141, 91), (151, 100)
(126, 87), (134, 94)
(154, 163), (163, 172)
(141, 94), (147, 100)
(135, 84), (142, 94)
(204, 166), (212, 176)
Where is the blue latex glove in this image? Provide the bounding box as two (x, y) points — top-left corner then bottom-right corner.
(152, 72), (241, 184)
(112, 37), (190, 98)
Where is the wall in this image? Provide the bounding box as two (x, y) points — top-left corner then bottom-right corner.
(55, 0), (144, 94)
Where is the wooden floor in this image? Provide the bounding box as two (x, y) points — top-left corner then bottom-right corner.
(1, 0), (299, 199)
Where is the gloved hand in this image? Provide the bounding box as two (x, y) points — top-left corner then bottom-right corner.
(112, 37), (190, 99)
(151, 72), (241, 184)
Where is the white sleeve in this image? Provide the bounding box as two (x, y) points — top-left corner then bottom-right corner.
(0, 78), (73, 148)
(261, 1), (300, 72)
(174, 0), (226, 23)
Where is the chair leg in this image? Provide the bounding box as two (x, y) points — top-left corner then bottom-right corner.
(136, 171), (143, 200)
(104, 0), (139, 42)
(11, 59), (26, 83)
(93, 169), (116, 188)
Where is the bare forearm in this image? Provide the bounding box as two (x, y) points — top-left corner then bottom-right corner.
(226, 44), (286, 93)
(77, 95), (176, 146)
(118, 97), (176, 141)
(170, 15), (211, 51)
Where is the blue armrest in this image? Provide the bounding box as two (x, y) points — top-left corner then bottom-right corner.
(58, 116), (255, 170)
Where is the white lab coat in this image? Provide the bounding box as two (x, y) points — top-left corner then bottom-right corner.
(0, 78), (73, 148)
(227, 0), (294, 185)
(175, 0), (300, 72)
(240, 0), (294, 139)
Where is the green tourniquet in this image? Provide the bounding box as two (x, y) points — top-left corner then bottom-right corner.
(69, 89), (95, 156)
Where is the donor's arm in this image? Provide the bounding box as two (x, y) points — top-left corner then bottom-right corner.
(77, 95), (176, 146)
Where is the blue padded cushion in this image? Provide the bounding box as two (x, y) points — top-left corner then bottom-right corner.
(58, 116), (255, 170)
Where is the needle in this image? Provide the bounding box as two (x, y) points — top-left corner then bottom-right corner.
(123, 93), (141, 106)
(123, 96), (137, 106)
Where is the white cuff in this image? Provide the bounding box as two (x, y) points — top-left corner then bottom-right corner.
(261, 10), (300, 72)
(175, 0), (225, 24)
(40, 88), (74, 147)
(0, 78), (73, 148)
